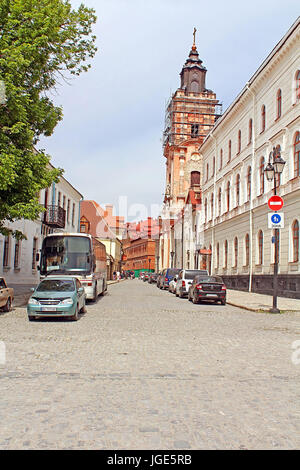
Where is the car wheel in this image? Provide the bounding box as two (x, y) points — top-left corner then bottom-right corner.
(80, 303), (87, 313)
(220, 299), (226, 305)
(28, 316), (36, 322)
(3, 297), (11, 312)
(70, 305), (79, 321)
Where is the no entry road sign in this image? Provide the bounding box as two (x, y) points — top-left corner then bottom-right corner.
(268, 195), (284, 211)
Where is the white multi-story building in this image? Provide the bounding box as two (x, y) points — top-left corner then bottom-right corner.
(0, 164), (83, 285)
(197, 17), (300, 298)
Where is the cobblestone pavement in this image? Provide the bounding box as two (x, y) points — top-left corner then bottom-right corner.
(0, 279), (300, 450)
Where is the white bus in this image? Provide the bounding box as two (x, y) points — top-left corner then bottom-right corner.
(39, 233), (107, 301)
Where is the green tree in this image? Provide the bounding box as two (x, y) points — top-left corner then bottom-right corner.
(0, 0), (97, 238)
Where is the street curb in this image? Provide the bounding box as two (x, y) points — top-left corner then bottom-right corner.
(227, 300), (300, 313)
(107, 279), (126, 286)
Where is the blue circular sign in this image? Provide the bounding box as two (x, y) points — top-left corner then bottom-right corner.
(271, 213), (281, 224)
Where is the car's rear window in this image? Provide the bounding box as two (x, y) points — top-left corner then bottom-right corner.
(185, 270), (208, 280)
(167, 269), (181, 277)
(196, 276), (223, 283)
(36, 279), (75, 292)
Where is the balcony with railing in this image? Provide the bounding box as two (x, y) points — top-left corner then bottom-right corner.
(44, 205), (66, 229)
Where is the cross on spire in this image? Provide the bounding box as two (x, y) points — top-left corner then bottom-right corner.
(193, 27), (197, 47)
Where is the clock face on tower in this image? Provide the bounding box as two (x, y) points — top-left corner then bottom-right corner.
(191, 153), (200, 162)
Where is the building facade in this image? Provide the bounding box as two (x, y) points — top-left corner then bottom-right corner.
(197, 18), (300, 298)
(123, 218), (159, 275)
(80, 200), (123, 279)
(0, 166), (83, 285)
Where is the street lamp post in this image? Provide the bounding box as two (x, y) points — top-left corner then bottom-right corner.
(170, 251), (175, 268)
(264, 145), (286, 313)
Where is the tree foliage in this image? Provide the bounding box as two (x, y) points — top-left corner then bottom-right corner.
(0, 0), (97, 238)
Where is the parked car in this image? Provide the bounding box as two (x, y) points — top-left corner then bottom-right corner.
(148, 273), (158, 284)
(188, 275), (227, 305)
(156, 272), (163, 288)
(168, 274), (179, 293)
(27, 276), (87, 321)
(0, 277), (14, 312)
(160, 268), (182, 290)
(175, 269), (209, 298)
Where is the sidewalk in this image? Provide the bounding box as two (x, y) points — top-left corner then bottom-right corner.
(10, 284), (35, 308)
(227, 289), (300, 313)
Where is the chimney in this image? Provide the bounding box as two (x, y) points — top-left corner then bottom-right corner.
(105, 204), (113, 218)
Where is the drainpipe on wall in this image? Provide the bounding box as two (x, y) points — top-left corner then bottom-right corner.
(78, 197), (83, 233)
(246, 82), (256, 293)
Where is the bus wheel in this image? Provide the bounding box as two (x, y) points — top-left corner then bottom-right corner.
(93, 283), (97, 302)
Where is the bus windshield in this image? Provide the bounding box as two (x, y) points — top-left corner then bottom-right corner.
(40, 236), (92, 275)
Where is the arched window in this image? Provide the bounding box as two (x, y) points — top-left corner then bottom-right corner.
(258, 230), (263, 265)
(294, 131), (300, 177)
(276, 89), (282, 119)
(245, 233), (250, 266)
(224, 240), (228, 268)
(259, 157), (265, 194)
(236, 174), (240, 206)
(219, 149), (223, 170)
(248, 119), (253, 144)
(218, 187), (222, 216)
(237, 130), (241, 154)
(296, 70), (300, 102)
(261, 105), (266, 132)
(216, 242), (220, 269)
(206, 163), (209, 182)
(212, 157), (215, 176)
(210, 193), (214, 220)
(228, 140), (232, 162)
(191, 171), (200, 186)
(190, 80), (199, 93)
(204, 198), (208, 222)
(14, 239), (21, 269)
(234, 237), (238, 267)
(226, 181), (230, 212)
(3, 236), (10, 267)
(292, 220), (299, 262)
(247, 166), (252, 201)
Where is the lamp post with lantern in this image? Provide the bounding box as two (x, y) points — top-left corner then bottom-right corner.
(264, 145), (286, 313)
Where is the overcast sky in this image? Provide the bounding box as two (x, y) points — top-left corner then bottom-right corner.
(39, 0), (299, 221)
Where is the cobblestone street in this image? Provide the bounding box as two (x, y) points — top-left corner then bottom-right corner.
(0, 279), (300, 450)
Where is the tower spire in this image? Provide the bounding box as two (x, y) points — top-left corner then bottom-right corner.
(193, 27), (197, 50)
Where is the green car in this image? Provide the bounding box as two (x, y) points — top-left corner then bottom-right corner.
(27, 276), (87, 321)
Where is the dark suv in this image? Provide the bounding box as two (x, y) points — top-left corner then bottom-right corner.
(160, 268), (182, 290)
